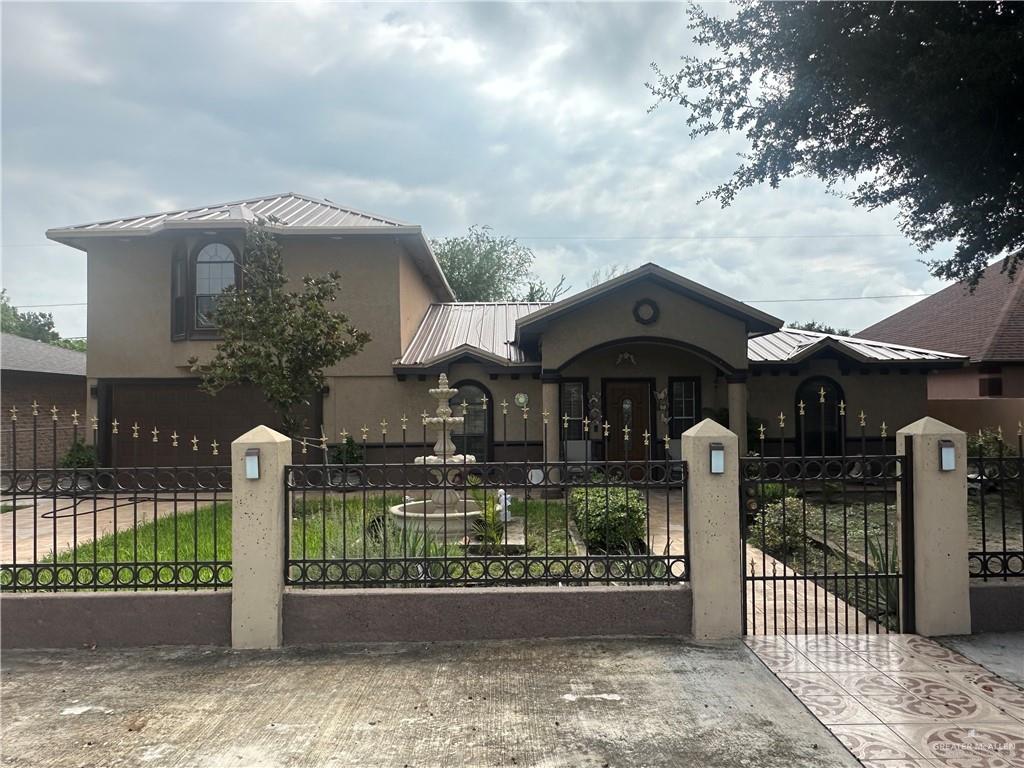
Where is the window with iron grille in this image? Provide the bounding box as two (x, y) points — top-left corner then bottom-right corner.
(560, 380), (586, 441)
(668, 378), (699, 439)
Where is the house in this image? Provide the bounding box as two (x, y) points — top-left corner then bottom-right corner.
(46, 193), (967, 465)
(0, 333), (87, 466)
(858, 259), (1024, 435)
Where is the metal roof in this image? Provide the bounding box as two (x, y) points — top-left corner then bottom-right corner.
(1, 334), (86, 376)
(748, 328), (965, 365)
(47, 193), (407, 235)
(398, 303), (550, 367)
(398, 307), (965, 370)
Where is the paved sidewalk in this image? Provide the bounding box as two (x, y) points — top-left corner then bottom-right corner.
(1, 638), (858, 768)
(746, 633), (1024, 767)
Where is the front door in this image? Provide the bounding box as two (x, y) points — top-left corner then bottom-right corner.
(605, 380), (651, 461)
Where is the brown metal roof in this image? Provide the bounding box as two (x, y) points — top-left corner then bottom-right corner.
(398, 303), (549, 367)
(748, 328), (965, 365)
(857, 259), (1024, 363)
(397, 305), (964, 370)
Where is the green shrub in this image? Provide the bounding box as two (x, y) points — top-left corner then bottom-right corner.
(758, 499), (804, 559)
(329, 436), (364, 464)
(59, 439), (97, 468)
(569, 486), (647, 553)
(968, 427), (1018, 457)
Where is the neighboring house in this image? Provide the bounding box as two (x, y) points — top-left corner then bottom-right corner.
(46, 193), (966, 465)
(858, 259), (1024, 435)
(0, 333), (87, 466)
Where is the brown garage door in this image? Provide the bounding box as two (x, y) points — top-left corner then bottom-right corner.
(102, 380), (319, 466)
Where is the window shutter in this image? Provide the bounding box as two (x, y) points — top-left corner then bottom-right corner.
(171, 249), (187, 340)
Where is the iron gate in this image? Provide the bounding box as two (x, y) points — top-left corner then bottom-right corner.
(740, 435), (916, 635)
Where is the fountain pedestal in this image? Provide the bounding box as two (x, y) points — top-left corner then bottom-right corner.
(388, 374), (483, 543)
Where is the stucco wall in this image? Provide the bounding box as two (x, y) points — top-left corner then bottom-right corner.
(746, 359), (930, 439)
(0, 371), (87, 467)
(929, 364), (1024, 399)
(538, 280), (749, 373)
(928, 399), (1024, 435)
(86, 235), (441, 380)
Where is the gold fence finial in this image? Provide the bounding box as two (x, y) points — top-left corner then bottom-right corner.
(602, 420), (610, 437)
(880, 421), (888, 438)
(379, 419), (388, 437)
(500, 399), (509, 415)
(31, 400), (39, 416)
(858, 410), (866, 427)
(151, 426), (159, 443)
(542, 409), (550, 425)
(480, 393), (488, 408)
(459, 399), (468, 417)
(818, 386), (826, 404)
(839, 400), (846, 416)
(778, 411), (786, 429)
(1019, 420), (1023, 437)
(191, 435), (199, 451)
(339, 428), (349, 441)
(131, 422), (139, 439)
(562, 413), (569, 429)
(663, 433), (671, 451)
(798, 400), (805, 416)
(360, 425), (369, 441)
(522, 404), (530, 420)
(171, 430), (179, 447)
(9, 405), (16, 422)
(400, 414), (408, 432)
(758, 423), (766, 441)
(211, 439), (219, 456)
(91, 416), (98, 431)
(623, 424), (631, 442)
(420, 410), (429, 426)
(320, 427), (328, 449)
(71, 410), (80, 426)
(643, 429), (650, 446)
(50, 405), (59, 422)
(112, 419), (120, 435)
(582, 416), (590, 433)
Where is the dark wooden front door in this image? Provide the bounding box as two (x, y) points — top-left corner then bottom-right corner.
(605, 380), (651, 461)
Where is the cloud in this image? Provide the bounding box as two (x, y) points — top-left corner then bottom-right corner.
(1, 1), (952, 339)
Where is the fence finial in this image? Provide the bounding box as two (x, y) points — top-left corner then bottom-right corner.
(818, 386), (826, 404)
(562, 413), (569, 429)
(379, 419), (388, 437)
(191, 435), (199, 451)
(360, 425), (369, 441)
(31, 400), (39, 416)
(859, 410), (866, 427)
(131, 422), (140, 439)
(542, 409), (550, 425)
(623, 424), (631, 442)
(500, 399), (508, 415)
(602, 420), (610, 437)
(339, 428), (349, 441)
(400, 414), (408, 432)
(152, 426), (159, 443)
(778, 411), (786, 429)
(663, 433), (671, 451)
(798, 400), (805, 416)
(50, 405), (59, 422)
(839, 400), (846, 416)
(9, 405), (16, 422)
(758, 423), (766, 440)
(91, 416), (98, 431)
(71, 410), (80, 426)
(521, 404), (530, 420)
(112, 419), (120, 435)
(643, 428), (650, 446)
(211, 439), (219, 456)
(171, 430), (179, 447)
(880, 421), (888, 438)
(582, 416), (590, 432)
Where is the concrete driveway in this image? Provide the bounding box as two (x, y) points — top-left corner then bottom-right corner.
(1, 638), (858, 768)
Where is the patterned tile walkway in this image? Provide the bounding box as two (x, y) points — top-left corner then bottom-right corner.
(746, 634), (1024, 767)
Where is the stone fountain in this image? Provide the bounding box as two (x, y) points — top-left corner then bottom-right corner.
(388, 374), (483, 542)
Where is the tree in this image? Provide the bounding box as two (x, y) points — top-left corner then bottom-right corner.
(788, 320), (851, 336)
(0, 290), (87, 351)
(431, 226), (569, 302)
(190, 223), (370, 435)
(649, 2), (1024, 287)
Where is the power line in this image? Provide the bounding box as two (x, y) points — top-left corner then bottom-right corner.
(742, 293), (932, 304)
(12, 302), (87, 308)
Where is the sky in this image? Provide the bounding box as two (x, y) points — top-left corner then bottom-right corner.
(1, 1), (954, 340)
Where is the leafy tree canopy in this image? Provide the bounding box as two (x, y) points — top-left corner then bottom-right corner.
(432, 226), (569, 302)
(0, 290), (87, 352)
(649, 1), (1024, 286)
(788, 320), (852, 336)
(191, 223), (370, 435)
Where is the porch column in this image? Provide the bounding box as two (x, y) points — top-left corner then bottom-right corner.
(726, 374), (748, 455)
(541, 378), (560, 482)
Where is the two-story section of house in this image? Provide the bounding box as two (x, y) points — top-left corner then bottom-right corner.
(47, 193), (967, 465)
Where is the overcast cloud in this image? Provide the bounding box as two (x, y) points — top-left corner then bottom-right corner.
(1, 1), (953, 339)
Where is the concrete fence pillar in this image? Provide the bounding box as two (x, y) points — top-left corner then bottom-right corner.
(681, 419), (742, 640)
(897, 416), (970, 637)
(230, 425), (291, 649)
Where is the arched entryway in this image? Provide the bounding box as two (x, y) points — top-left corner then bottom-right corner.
(795, 376), (845, 455)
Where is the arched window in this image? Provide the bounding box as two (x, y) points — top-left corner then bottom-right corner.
(194, 242), (236, 328)
(449, 381), (490, 461)
(795, 376), (845, 455)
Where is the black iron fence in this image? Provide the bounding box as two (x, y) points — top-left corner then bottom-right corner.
(1, 407), (232, 591)
(740, 408), (909, 635)
(968, 430), (1024, 580)
(284, 428), (688, 588)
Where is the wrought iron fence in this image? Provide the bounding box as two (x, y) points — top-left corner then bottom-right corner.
(968, 429), (1024, 580)
(740, 398), (909, 635)
(284, 408), (688, 588)
(0, 404), (232, 591)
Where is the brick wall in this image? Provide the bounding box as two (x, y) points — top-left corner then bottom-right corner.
(0, 371), (88, 468)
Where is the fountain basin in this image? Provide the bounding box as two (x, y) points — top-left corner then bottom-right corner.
(388, 499), (484, 543)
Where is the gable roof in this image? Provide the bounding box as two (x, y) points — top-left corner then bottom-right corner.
(1, 334), (86, 376)
(397, 302), (548, 370)
(857, 259), (1024, 363)
(395, 305), (964, 372)
(749, 328), (965, 366)
(46, 192), (455, 301)
(514, 263), (784, 343)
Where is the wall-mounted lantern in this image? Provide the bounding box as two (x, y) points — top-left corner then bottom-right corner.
(938, 439), (956, 472)
(245, 447), (261, 480)
(709, 442), (726, 475)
